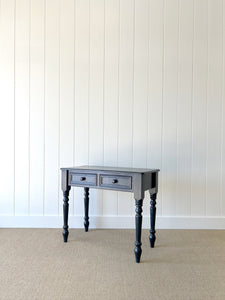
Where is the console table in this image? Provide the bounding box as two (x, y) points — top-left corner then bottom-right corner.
(61, 166), (159, 263)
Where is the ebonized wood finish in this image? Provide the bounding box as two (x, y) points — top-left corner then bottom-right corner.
(61, 165), (159, 263)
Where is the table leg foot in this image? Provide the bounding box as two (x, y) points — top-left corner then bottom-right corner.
(134, 199), (143, 263)
(134, 243), (142, 263)
(62, 230), (69, 243)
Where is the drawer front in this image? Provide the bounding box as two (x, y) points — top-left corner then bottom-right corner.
(70, 173), (97, 186)
(99, 175), (132, 190)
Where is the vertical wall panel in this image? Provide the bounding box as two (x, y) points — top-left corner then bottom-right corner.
(132, 0), (148, 169)
(191, 0), (208, 216)
(117, 0), (134, 216)
(74, 0), (90, 216)
(0, 0), (225, 226)
(161, 0), (179, 216)
(176, 0), (193, 216)
(14, 0), (30, 215)
(148, 0), (164, 216)
(89, 0), (104, 216)
(58, 0), (74, 216)
(222, 0), (225, 216)
(206, 0), (223, 216)
(133, 0), (149, 217)
(102, 0), (119, 215)
(44, 0), (60, 215)
(0, 0), (15, 215)
(30, 0), (45, 215)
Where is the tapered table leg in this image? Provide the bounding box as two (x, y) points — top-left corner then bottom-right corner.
(149, 193), (157, 248)
(62, 187), (71, 242)
(134, 199), (143, 263)
(84, 187), (89, 232)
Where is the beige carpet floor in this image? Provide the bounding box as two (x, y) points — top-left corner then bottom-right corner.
(0, 229), (225, 300)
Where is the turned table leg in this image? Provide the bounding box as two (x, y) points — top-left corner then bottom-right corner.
(84, 187), (89, 232)
(134, 199), (143, 263)
(149, 193), (157, 248)
(62, 187), (71, 242)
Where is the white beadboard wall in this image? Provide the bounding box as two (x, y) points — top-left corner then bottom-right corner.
(0, 0), (225, 229)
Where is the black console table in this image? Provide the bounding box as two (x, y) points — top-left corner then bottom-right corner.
(61, 166), (159, 263)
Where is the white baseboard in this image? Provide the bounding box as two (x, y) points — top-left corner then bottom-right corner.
(0, 215), (225, 229)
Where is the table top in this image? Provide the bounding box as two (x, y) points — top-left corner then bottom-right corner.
(61, 165), (159, 174)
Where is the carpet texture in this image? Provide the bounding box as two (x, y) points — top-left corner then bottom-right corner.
(0, 229), (225, 300)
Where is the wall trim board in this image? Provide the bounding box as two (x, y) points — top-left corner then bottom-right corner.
(0, 216), (225, 230)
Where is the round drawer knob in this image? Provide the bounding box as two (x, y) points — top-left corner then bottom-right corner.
(112, 179), (118, 184)
(80, 177), (86, 181)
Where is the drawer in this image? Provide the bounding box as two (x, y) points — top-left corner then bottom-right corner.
(99, 175), (132, 190)
(70, 173), (97, 186)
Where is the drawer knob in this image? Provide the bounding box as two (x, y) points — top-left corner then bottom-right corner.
(80, 177), (86, 181)
(112, 179), (118, 184)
